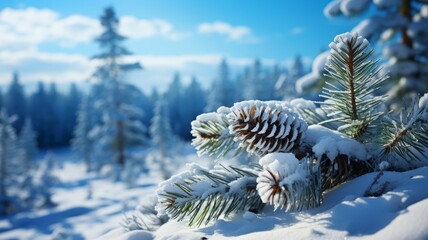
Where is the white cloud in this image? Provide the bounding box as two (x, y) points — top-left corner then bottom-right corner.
(119, 16), (185, 40)
(197, 21), (257, 42)
(0, 7), (184, 50)
(0, 7), (100, 50)
(290, 27), (304, 35)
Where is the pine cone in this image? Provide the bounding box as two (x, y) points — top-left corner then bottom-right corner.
(227, 100), (308, 155)
(256, 153), (321, 211)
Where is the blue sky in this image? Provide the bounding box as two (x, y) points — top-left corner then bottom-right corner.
(0, 0), (362, 93)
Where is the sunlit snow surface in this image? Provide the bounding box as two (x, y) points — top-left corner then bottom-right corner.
(104, 166), (428, 240)
(1, 148), (428, 240)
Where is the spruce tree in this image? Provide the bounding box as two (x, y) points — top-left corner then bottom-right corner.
(0, 109), (17, 214)
(305, 0), (428, 106)
(149, 98), (175, 179)
(282, 55), (305, 100)
(64, 83), (81, 142)
(166, 73), (184, 137)
(183, 76), (206, 139)
(72, 96), (94, 172)
(18, 119), (38, 171)
(205, 59), (234, 112)
(5, 72), (27, 133)
(154, 32), (428, 228)
(91, 6), (145, 169)
(30, 82), (49, 148)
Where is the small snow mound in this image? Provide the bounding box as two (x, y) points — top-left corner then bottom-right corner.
(303, 125), (367, 161)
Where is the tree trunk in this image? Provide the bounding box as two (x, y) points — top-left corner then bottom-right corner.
(117, 120), (125, 166)
(400, 0), (413, 48)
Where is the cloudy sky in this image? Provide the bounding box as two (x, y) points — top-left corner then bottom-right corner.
(0, 0), (360, 93)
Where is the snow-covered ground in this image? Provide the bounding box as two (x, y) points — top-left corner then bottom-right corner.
(104, 165), (428, 240)
(0, 148), (199, 239)
(1, 148), (428, 240)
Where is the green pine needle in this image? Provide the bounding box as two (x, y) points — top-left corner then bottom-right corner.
(191, 112), (246, 159)
(157, 164), (264, 227)
(320, 32), (387, 139)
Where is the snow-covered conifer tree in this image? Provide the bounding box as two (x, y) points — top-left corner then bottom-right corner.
(278, 55), (306, 100)
(0, 110), (18, 214)
(205, 59), (235, 112)
(90, 6), (145, 170)
(32, 154), (58, 208)
(243, 59), (263, 100)
(166, 73), (185, 137)
(18, 119), (38, 171)
(29, 82), (50, 148)
(149, 98), (175, 179)
(72, 96), (95, 172)
(64, 83), (81, 141)
(182, 76), (206, 139)
(5, 72), (27, 133)
(301, 0), (428, 106)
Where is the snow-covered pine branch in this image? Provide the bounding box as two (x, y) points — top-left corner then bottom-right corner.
(156, 163), (264, 227)
(320, 32), (387, 139)
(191, 110), (242, 159)
(378, 94), (428, 169)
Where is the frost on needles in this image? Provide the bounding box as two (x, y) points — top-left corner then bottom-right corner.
(153, 32), (428, 228)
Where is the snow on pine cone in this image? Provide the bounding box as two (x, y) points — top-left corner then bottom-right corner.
(256, 153), (307, 210)
(227, 100), (308, 155)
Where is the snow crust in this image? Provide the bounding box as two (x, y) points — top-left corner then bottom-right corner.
(303, 125), (367, 161)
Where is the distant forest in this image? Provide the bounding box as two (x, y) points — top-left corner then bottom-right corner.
(0, 57), (307, 149)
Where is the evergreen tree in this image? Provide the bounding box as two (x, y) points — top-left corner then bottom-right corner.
(46, 83), (64, 147)
(72, 96), (94, 172)
(139, 91), (155, 129)
(286, 55), (305, 99)
(205, 59), (235, 112)
(166, 73), (184, 137)
(5, 72), (27, 133)
(29, 82), (49, 148)
(64, 83), (81, 142)
(243, 59), (262, 100)
(91, 6), (145, 169)
(0, 109), (17, 214)
(149, 98), (175, 179)
(306, 0), (428, 106)
(18, 119), (38, 171)
(32, 154), (58, 208)
(183, 76), (206, 139)
(235, 68), (250, 102)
